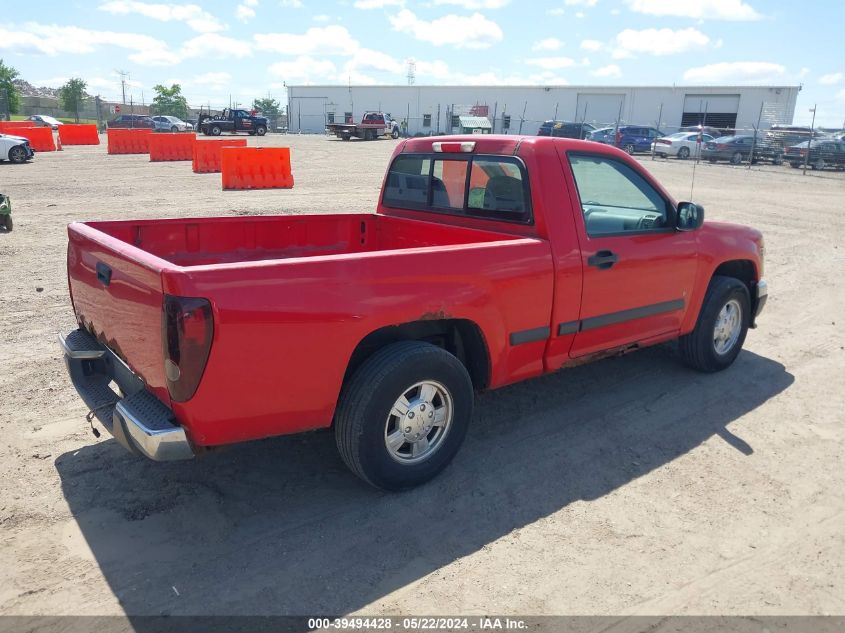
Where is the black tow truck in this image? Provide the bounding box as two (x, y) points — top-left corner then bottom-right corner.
(198, 108), (268, 136)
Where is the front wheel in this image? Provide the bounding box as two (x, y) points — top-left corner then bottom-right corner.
(334, 341), (474, 491)
(813, 158), (826, 171)
(391, 127), (400, 139)
(8, 146), (28, 164)
(624, 144), (635, 155)
(730, 151), (743, 165)
(678, 276), (750, 373)
(170, 126), (178, 133)
(256, 126), (267, 136)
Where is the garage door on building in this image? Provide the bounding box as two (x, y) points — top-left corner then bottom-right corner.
(576, 93), (625, 127)
(682, 94), (740, 129)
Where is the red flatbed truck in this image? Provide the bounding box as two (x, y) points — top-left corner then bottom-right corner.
(60, 135), (767, 490)
(326, 111), (401, 141)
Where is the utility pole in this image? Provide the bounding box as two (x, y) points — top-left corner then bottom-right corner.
(116, 69), (130, 105)
(803, 104), (817, 175)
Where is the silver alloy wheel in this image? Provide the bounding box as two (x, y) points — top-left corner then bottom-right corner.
(384, 380), (453, 464)
(8, 146), (26, 163)
(713, 298), (742, 355)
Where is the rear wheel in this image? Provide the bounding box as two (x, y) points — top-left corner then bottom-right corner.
(334, 341), (474, 491)
(255, 126), (267, 136)
(678, 146), (690, 159)
(624, 143), (635, 155)
(730, 151), (743, 165)
(772, 155), (783, 165)
(790, 162), (800, 168)
(813, 158), (826, 171)
(170, 125), (178, 133)
(1, 215), (12, 231)
(8, 146), (28, 164)
(678, 276), (750, 373)
(210, 125), (222, 136)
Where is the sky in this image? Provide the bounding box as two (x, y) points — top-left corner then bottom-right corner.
(2, 0), (844, 126)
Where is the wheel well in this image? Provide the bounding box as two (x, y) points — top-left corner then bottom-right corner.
(713, 260), (758, 308)
(345, 319), (490, 391)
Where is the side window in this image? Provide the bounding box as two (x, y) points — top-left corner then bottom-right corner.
(327, 112), (335, 124)
(467, 159), (528, 221)
(568, 154), (671, 236)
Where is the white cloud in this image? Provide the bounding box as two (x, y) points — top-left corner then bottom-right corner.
(565, 0), (597, 4)
(626, 0), (761, 21)
(819, 72), (843, 85)
(580, 39), (604, 51)
(613, 27), (710, 58)
(575, 11), (585, 17)
(191, 71), (232, 90)
(313, 14), (331, 21)
(592, 64), (621, 78)
(547, 7), (565, 14)
(268, 56), (337, 83)
(525, 56), (577, 70)
(181, 33), (252, 59)
(352, 0), (402, 7)
(389, 9), (503, 49)
(433, 0), (510, 8)
(0, 23), (180, 64)
(532, 37), (563, 51)
(254, 25), (359, 55)
(98, 1), (224, 32)
(682, 61), (785, 83)
(280, 0), (303, 6)
(235, 3), (256, 21)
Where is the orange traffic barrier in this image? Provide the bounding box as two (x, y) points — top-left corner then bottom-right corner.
(221, 147), (294, 190)
(0, 121), (35, 131)
(192, 139), (247, 173)
(107, 128), (153, 154)
(7, 126), (55, 151)
(149, 133), (196, 162)
(58, 124), (100, 145)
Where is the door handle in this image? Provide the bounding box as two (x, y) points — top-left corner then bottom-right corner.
(588, 250), (618, 269)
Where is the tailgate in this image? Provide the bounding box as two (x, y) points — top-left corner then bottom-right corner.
(67, 222), (171, 405)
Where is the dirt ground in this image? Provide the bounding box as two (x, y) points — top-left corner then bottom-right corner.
(1, 134), (844, 619)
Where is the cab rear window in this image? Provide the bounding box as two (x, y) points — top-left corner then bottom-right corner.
(383, 154), (532, 224)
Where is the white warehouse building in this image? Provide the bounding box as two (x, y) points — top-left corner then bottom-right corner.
(286, 84), (800, 136)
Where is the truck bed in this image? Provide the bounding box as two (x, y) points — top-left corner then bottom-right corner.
(80, 213), (523, 267)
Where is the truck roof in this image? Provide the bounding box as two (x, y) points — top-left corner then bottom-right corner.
(400, 134), (625, 156)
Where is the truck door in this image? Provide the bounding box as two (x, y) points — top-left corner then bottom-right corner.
(235, 110), (252, 132)
(562, 151), (699, 357)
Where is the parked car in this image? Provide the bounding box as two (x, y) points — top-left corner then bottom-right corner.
(587, 127), (615, 144)
(701, 135), (758, 164)
(615, 126), (664, 154)
(26, 114), (63, 130)
(783, 140), (845, 170)
(60, 135), (767, 491)
(652, 132), (715, 159)
(199, 108), (269, 136)
(762, 125), (820, 155)
(538, 120), (596, 140)
(326, 111), (399, 140)
(679, 125), (723, 138)
(0, 133), (35, 164)
(151, 115), (189, 132)
(107, 114), (156, 129)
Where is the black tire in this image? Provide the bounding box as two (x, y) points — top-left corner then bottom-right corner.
(659, 152), (667, 158)
(341, 135), (350, 141)
(772, 155), (783, 166)
(248, 131), (256, 136)
(709, 158), (717, 163)
(624, 144), (635, 155)
(256, 126), (267, 136)
(334, 341), (474, 491)
(730, 151), (743, 165)
(790, 162), (800, 168)
(391, 128), (399, 139)
(210, 125), (222, 136)
(678, 146), (690, 159)
(678, 276), (750, 373)
(170, 126), (178, 133)
(1, 215), (12, 231)
(201, 128), (209, 136)
(8, 145), (28, 164)
(813, 158), (825, 171)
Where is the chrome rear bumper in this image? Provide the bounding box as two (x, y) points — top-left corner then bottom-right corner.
(59, 329), (194, 461)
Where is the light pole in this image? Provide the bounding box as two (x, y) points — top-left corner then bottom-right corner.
(802, 105), (816, 175)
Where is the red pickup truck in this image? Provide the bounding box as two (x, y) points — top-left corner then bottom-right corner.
(60, 135), (767, 490)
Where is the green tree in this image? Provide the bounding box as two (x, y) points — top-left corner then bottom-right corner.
(152, 84), (188, 119)
(252, 97), (280, 116)
(0, 59), (21, 118)
(59, 78), (87, 122)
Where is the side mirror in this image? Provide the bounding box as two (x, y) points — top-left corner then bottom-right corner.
(676, 201), (705, 231)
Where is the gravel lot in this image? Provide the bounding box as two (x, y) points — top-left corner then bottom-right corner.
(1, 134), (843, 618)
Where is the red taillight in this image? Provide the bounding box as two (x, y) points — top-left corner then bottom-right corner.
(717, 144), (729, 150)
(162, 295), (214, 402)
(657, 139), (671, 145)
